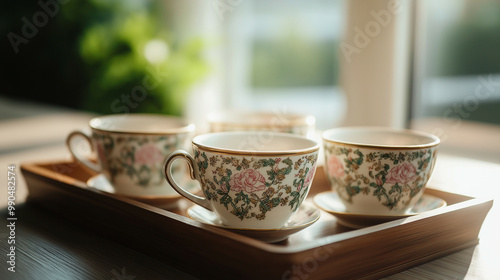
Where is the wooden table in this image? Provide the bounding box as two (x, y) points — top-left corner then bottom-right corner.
(0, 113), (499, 279)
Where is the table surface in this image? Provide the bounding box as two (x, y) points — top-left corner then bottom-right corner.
(0, 113), (499, 280)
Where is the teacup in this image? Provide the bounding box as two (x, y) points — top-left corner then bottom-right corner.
(207, 111), (316, 138)
(163, 132), (320, 229)
(66, 114), (195, 196)
(322, 127), (440, 215)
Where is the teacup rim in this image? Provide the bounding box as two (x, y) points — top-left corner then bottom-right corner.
(322, 127), (440, 149)
(192, 131), (320, 156)
(88, 113), (195, 135)
(207, 111), (316, 127)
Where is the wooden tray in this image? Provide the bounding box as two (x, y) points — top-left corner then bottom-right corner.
(21, 160), (493, 280)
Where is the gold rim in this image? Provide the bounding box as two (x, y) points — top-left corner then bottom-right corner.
(322, 127), (440, 150)
(87, 175), (196, 199)
(192, 132), (320, 156)
(322, 139), (439, 150)
(193, 143), (319, 156)
(186, 204), (320, 231)
(313, 192), (447, 218)
(208, 112), (315, 128)
(89, 114), (195, 135)
(91, 126), (195, 135)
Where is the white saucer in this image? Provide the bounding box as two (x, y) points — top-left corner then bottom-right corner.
(87, 174), (200, 209)
(186, 203), (321, 243)
(313, 192), (447, 229)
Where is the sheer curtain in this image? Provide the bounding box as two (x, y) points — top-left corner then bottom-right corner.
(340, 0), (412, 128)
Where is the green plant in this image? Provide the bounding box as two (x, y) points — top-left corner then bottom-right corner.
(1, 0), (209, 116)
(77, 1), (209, 115)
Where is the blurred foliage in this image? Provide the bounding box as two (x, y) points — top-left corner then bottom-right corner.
(437, 1), (500, 76)
(1, 0), (209, 116)
(251, 29), (339, 88)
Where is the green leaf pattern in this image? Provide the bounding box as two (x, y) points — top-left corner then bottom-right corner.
(93, 133), (189, 187)
(195, 151), (318, 221)
(324, 145), (437, 211)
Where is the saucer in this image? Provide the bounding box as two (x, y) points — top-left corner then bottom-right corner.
(313, 192), (447, 229)
(87, 174), (200, 209)
(186, 203), (321, 243)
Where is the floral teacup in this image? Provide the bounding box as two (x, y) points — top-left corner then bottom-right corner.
(163, 132), (320, 229)
(66, 114), (194, 196)
(322, 127), (440, 215)
(207, 111), (316, 139)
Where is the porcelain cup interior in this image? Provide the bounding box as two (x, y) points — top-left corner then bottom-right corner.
(163, 131), (320, 229)
(322, 127), (440, 216)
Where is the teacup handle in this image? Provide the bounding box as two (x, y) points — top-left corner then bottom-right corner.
(66, 130), (102, 173)
(163, 150), (212, 211)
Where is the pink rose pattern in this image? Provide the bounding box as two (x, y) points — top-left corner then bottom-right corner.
(386, 162), (417, 185)
(135, 143), (164, 165)
(327, 155), (345, 178)
(197, 152), (318, 221)
(229, 169), (267, 193)
(301, 164), (317, 193)
(325, 145), (437, 210)
(94, 133), (186, 187)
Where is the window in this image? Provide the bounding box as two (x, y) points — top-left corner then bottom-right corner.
(411, 0), (500, 163)
(221, 0), (346, 130)
(4, 0), (499, 165)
